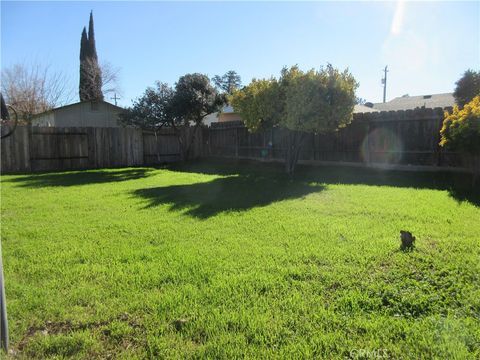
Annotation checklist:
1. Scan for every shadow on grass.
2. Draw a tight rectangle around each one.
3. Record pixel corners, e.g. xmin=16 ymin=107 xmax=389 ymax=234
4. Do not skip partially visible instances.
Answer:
xmin=133 ymin=175 xmax=324 ymax=219
xmin=168 ymin=159 xmax=480 ymax=207
xmin=4 ymin=159 xmax=479 ymax=207
xmin=4 ymin=168 xmax=154 ymax=188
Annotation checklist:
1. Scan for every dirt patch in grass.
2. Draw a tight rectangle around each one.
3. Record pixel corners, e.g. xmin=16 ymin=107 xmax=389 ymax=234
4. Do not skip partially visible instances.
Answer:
xmin=13 ymin=313 xmax=144 ymax=355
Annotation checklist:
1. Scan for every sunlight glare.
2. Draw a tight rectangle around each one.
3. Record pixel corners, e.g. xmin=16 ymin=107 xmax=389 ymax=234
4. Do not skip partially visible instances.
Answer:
xmin=391 ymin=0 xmax=406 ymax=35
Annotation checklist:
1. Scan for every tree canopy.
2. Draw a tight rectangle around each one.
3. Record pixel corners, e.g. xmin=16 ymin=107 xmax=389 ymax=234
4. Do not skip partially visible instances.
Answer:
xmin=230 ymin=64 xmax=358 ymax=173
xmin=283 ymin=65 xmax=357 ymax=132
xmin=440 ymin=95 xmax=480 ymax=185
xmin=171 ymin=73 xmax=225 ymax=125
xmin=122 ymin=73 xmax=224 ymax=161
xmin=212 ymin=71 xmax=242 ymax=95
xmin=120 ymin=81 xmax=174 ymax=132
xmin=454 ymin=69 xmax=480 ymax=108
xmin=170 ymin=73 xmax=225 ymax=159
xmin=440 ymin=95 xmax=480 ymax=155
xmin=229 ymin=78 xmax=281 ymax=132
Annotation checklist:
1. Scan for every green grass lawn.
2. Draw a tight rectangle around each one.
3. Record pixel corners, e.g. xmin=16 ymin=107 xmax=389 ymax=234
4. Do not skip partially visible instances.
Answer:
xmin=1 ymin=160 xmax=479 ymax=359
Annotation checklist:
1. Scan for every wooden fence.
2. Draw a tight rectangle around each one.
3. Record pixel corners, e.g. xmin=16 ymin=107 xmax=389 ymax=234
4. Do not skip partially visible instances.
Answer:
xmin=204 ymin=108 xmax=464 ymax=170
xmin=0 ymin=108 xmax=468 ymax=174
xmin=0 ymin=126 xmax=187 ymax=173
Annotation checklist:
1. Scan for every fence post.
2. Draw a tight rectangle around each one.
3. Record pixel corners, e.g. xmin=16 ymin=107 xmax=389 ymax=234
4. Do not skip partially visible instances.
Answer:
xmin=235 ymin=127 xmax=239 ymax=158
xmin=87 ymin=128 xmax=96 ymax=168
xmin=27 ymin=124 xmax=34 ymax=172
xmin=365 ymin=121 xmax=371 ymax=165
xmin=311 ymin=133 xmax=315 ymax=161
xmin=0 ymin=244 xmax=9 ymax=353
xmin=435 ymin=117 xmax=442 ymax=167
xmin=207 ymin=128 xmax=211 ymax=157
xmin=271 ymin=128 xmax=274 ymax=160
xmin=139 ymin=129 xmax=144 ymax=166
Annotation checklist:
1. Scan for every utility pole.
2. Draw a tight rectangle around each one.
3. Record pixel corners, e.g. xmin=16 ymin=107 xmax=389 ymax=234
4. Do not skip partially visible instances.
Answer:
xmin=0 ymin=95 xmax=10 ymax=353
xmin=0 ymin=244 xmax=8 ymax=353
xmin=111 ymin=93 xmax=120 ymax=106
xmin=382 ymin=66 xmax=388 ymax=103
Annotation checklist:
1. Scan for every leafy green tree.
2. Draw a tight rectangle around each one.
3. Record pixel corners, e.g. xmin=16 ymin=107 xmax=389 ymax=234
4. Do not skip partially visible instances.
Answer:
xmin=454 ymin=69 xmax=480 ymax=107
xmin=230 ymin=65 xmax=358 ymax=174
xmin=171 ymin=73 xmax=225 ymax=160
xmin=212 ymin=71 xmax=242 ymax=95
xmin=79 ymin=11 xmax=103 ymax=101
xmin=120 ymin=82 xmax=174 ymax=131
xmin=229 ymin=78 xmax=282 ymax=132
xmin=120 ymin=82 xmax=175 ymax=162
xmin=440 ymin=95 xmax=480 ymax=184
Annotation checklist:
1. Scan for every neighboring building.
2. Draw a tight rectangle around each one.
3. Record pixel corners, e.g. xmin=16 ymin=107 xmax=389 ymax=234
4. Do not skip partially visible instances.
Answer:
xmin=203 ymin=112 xmax=220 ymax=127
xmin=32 ymin=100 xmax=124 ymax=127
xmin=217 ymin=105 xmax=243 ymax=122
xmin=207 ymin=104 xmax=381 ymax=124
xmin=354 ymin=104 xmax=379 ymax=113
xmin=369 ymin=93 xmax=454 ymax=112
xmin=208 ymin=94 xmax=454 ymax=123
xmin=204 ymin=105 xmax=243 ymax=126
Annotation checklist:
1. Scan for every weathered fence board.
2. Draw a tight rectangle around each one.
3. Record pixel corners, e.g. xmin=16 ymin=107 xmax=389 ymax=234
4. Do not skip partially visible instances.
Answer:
xmin=143 ymin=128 xmax=181 ymax=164
xmin=1 ymin=126 xmax=30 ymax=173
xmin=2 ymin=127 xmax=163 ymax=174
xmin=29 ymin=127 xmax=90 ymax=172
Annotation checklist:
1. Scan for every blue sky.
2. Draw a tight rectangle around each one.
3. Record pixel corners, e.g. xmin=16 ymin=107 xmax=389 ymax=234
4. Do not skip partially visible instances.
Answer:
xmin=1 ymin=1 xmax=479 ymax=107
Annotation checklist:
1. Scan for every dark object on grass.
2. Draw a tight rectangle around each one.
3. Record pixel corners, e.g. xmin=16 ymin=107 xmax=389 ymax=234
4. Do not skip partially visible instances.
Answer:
xmin=173 ymin=318 xmax=188 ymax=331
xmin=400 ymin=230 xmax=416 ymax=251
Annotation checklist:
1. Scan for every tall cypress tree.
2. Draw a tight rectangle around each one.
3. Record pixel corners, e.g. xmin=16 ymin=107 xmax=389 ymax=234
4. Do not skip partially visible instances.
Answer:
xmin=79 ymin=11 xmax=103 ymax=101
xmin=80 ymin=27 xmax=88 ymax=61
xmin=79 ymin=27 xmax=89 ymax=101
xmin=88 ymin=11 xmax=98 ymax=60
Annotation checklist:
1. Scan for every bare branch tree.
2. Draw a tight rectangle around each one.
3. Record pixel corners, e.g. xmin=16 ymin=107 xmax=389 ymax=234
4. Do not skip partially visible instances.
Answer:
xmin=101 ymin=61 xmax=122 ymax=97
xmin=1 ymin=62 xmax=74 ymax=122
xmin=80 ymin=58 xmax=122 ymax=100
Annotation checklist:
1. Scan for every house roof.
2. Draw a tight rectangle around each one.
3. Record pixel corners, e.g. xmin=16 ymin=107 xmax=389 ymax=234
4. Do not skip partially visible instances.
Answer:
xmin=371 ymin=93 xmax=454 ymax=111
xmin=354 ymin=104 xmax=379 ymax=113
xmin=32 ymin=100 xmax=124 ymax=118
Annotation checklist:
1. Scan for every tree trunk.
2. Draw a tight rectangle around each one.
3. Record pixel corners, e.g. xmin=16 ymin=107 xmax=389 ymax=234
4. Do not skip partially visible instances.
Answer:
xmin=285 ymin=131 xmax=305 ymax=175
xmin=172 ymin=125 xmax=185 ymax=161
xmin=154 ymin=130 xmax=160 ymax=163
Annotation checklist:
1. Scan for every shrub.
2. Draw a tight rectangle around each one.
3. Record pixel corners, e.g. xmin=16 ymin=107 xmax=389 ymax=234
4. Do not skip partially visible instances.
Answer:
xmin=440 ymin=95 xmax=480 ymax=154
xmin=440 ymin=96 xmax=480 ymax=185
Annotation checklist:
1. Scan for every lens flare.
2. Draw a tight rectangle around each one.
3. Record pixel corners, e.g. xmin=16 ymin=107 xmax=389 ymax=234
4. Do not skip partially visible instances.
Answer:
xmin=361 ymin=127 xmax=404 ymax=165
xmin=391 ymin=0 xmax=406 ymax=35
